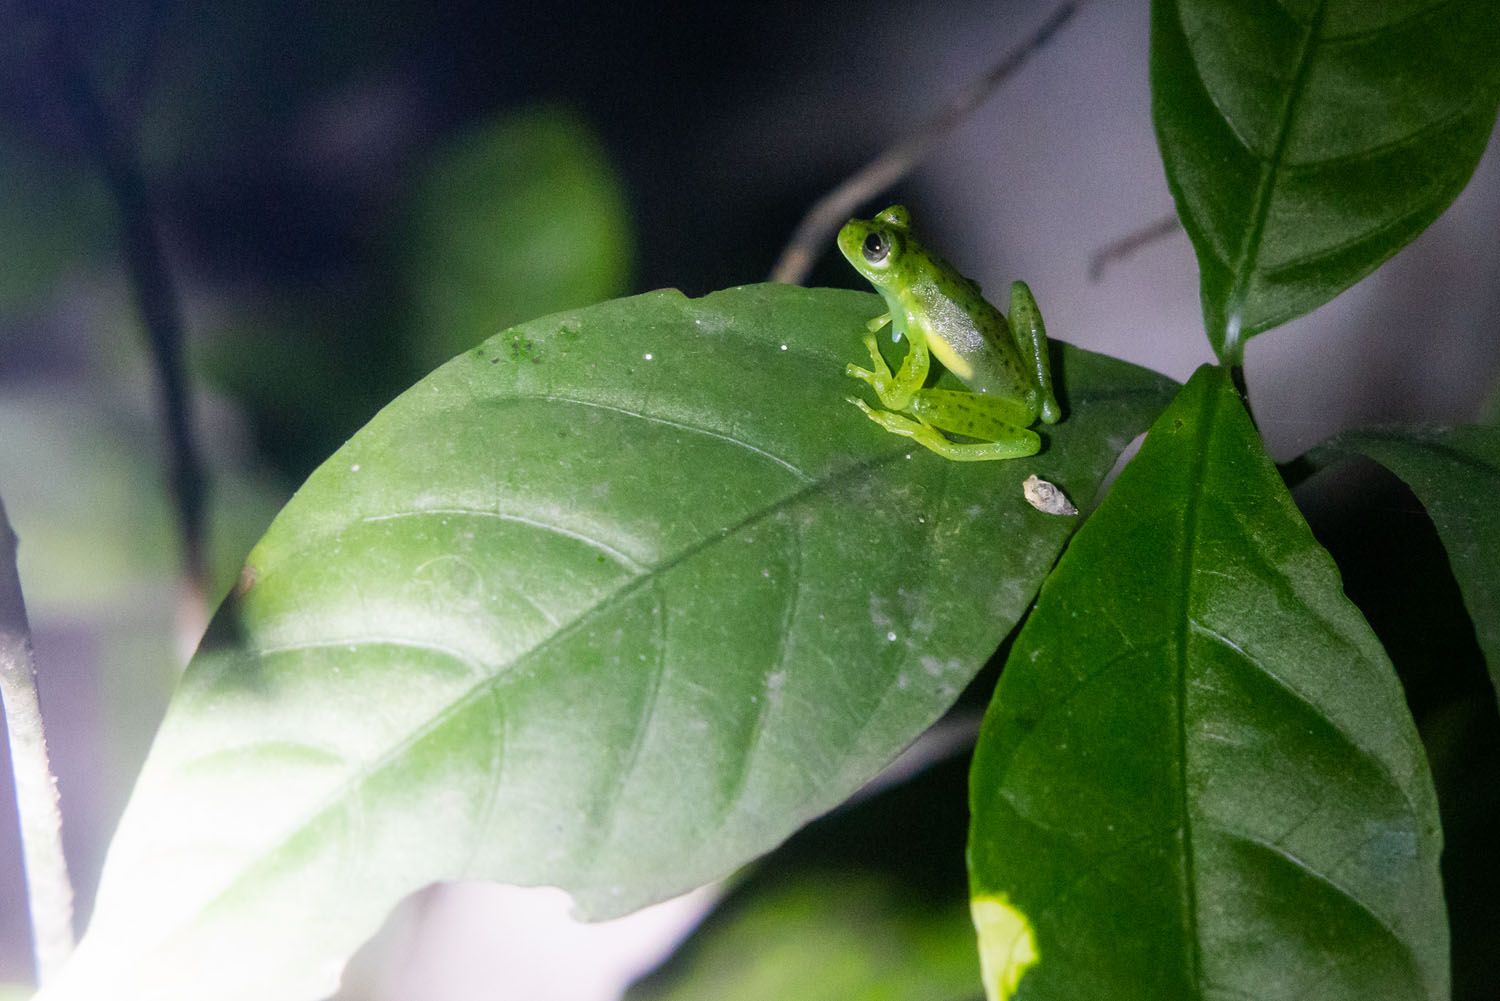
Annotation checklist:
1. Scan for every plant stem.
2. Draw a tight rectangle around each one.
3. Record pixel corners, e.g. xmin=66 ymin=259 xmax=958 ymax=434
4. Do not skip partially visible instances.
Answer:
xmin=47 ymin=18 xmax=209 ymax=597
xmin=1228 ymin=362 xmax=1259 ymax=432
xmin=0 ymin=495 xmax=76 ymax=984
xmin=1087 ymin=212 xmax=1182 ymax=282
xmin=769 ymin=0 xmax=1087 ymax=285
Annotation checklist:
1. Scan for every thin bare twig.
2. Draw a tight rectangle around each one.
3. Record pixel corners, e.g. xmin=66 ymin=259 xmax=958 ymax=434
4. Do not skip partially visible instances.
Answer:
xmin=769 ymin=1 xmax=1087 ymax=285
xmin=1087 ymin=212 xmax=1182 ymax=281
xmin=0 ymin=495 xmax=76 ymax=984
xmin=45 ymin=16 xmax=209 ymax=596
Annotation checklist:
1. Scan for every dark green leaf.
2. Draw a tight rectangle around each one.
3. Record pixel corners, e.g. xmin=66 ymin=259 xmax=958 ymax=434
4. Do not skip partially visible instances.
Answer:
xmin=1313 ymin=425 xmax=1500 ymax=703
xmin=968 ymin=366 xmax=1447 ymax=1001
xmin=45 ymin=284 xmax=1174 ymax=1001
xmin=1151 ymin=0 xmax=1500 ymax=359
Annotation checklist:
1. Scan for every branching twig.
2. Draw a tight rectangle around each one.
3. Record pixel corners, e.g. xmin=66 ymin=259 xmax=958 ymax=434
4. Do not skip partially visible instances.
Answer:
xmin=769 ymin=1 xmax=1088 ymax=285
xmin=0 ymin=495 xmax=76 ymax=984
xmin=1087 ymin=212 xmax=1182 ymax=281
xmin=46 ymin=17 xmax=209 ymax=595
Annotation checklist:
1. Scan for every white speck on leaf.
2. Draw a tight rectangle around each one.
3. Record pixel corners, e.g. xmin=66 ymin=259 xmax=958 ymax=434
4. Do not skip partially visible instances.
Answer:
xmin=920 ymin=655 xmax=961 ymax=678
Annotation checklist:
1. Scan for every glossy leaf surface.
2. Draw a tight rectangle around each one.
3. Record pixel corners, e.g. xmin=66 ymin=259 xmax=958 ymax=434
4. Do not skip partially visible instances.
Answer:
xmin=1152 ymin=0 xmax=1500 ymax=358
xmin=969 ymin=367 xmax=1447 ymax=1000
xmin=44 ymin=284 xmax=1174 ymax=1001
xmin=1316 ymin=426 xmax=1500 ymax=701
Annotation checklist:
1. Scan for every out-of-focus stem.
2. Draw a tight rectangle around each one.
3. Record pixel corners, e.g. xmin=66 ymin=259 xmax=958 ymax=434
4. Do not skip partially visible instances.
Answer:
xmin=47 ymin=18 xmax=209 ymax=600
xmin=770 ymin=1 xmax=1087 ymax=285
xmin=0 ymin=495 xmax=76 ymax=984
xmin=1087 ymin=212 xmax=1182 ymax=282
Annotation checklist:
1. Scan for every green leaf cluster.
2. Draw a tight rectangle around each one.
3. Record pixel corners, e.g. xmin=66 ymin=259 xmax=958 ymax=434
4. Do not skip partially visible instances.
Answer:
xmin=28 ymin=4 xmax=1500 ymax=1001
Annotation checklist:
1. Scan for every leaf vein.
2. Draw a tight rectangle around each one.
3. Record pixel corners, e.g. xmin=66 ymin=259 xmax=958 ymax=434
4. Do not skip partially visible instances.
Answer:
xmin=715 ymin=517 xmax=802 ymax=829
xmin=1221 ymin=828 xmax=1420 ymax=978
xmin=149 ymin=449 xmax=911 ymax=948
xmin=361 ymin=508 xmax=646 ymax=572
xmin=1220 ymin=0 xmax=1329 ymax=356
xmin=586 ymin=582 xmax=670 ymax=867
xmin=524 ymin=394 xmax=813 ymax=482
xmin=1186 ymin=619 xmax=1420 ymax=824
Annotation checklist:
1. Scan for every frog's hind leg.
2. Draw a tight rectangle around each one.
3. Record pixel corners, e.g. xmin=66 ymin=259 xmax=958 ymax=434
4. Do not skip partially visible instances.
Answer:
xmin=906 ymin=389 xmax=1040 ymax=459
xmin=847 ymin=399 xmax=1015 ymax=461
xmin=1008 ymin=281 xmax=1062 ymax=425
xmin=848 ymin=389 xmax=1040 ymax=462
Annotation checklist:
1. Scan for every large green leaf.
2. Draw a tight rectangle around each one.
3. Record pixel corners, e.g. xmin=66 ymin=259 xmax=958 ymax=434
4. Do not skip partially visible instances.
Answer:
xmin=1313 ymin=426 xmax=1500 ymax=702
xmin=43 ymin=284 xmax=1173 ymax=1001
xmin=1151 ymin=0 xmax=1500 ymax=359
xmin=968 ymin=367 xmax=1447 ymax=1001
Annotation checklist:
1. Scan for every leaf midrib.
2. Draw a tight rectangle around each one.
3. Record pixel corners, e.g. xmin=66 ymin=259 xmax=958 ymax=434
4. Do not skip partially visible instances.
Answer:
xmin=1173 ymin=381 xmax=1218 ymax=994
xmin=138 ymin=447 xmax=914 ymax=962
xmin=1220 ymin=0 xmax=1329 ymax=355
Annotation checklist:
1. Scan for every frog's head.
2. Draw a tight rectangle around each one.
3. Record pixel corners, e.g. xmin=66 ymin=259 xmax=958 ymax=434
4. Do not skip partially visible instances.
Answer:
xmin=837 ymin=204 xmax=912 ymax=288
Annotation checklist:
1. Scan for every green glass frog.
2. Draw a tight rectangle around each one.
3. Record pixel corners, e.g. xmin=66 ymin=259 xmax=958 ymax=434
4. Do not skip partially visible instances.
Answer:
xmin=838 ymin=205 xmax=1062 ymax=461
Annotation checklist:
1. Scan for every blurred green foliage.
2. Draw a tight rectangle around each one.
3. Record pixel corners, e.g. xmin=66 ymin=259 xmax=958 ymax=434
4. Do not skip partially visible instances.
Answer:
xmin=0 ymin=144 xmax=110 ymax=315
xmin=197 ymin=105 xmax=634 ymax=479
xmin=403 ymin=105 xmax=634 ymax=368
xmin=628 ymin=874 xmax=979 ymax=1001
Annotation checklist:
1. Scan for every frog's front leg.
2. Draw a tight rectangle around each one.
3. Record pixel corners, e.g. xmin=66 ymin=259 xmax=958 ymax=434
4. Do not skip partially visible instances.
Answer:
xmin=1007 ymin=282 xmax=1062 ymax=425
xmin=846 ymin=325 xmax=929 ymax=411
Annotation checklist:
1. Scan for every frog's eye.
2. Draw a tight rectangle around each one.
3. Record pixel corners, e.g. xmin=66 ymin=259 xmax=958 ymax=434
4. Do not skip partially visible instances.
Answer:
xmin=862 ymin=231 xmax=891 ymax=265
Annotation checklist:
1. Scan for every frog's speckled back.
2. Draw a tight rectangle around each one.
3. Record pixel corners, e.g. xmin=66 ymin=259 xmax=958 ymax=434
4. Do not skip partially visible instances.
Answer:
xmin=891 ymin=234 xmax=1032 ymax=406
